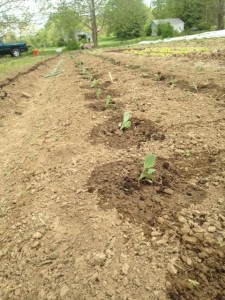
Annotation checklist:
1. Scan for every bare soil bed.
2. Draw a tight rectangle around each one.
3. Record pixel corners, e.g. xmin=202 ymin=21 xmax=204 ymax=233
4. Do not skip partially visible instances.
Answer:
xmin=90 ymin=116 xmax=165 ymax=148
xmin=0 ymin=40 xmax=225 ymax=300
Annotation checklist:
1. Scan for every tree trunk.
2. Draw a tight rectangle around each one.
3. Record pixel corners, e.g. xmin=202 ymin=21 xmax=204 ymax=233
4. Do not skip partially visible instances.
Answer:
xmin=218 ymin=0 xmax=225 ymax=30
xmin=90 ymin=0 xmax=98 ymax=48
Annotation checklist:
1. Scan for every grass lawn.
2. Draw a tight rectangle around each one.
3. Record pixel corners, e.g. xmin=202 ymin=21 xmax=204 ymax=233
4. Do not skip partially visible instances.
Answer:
xmin=0 ymin=48 xmax=59 ymax=80
xmin=98 ymin=35 xmax=161 ymax=48
xmin=97 ymin=30 xmax=214 ymax=48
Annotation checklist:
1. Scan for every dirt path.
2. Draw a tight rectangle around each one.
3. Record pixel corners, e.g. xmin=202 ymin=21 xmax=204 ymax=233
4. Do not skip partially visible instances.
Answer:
xmin=0 ymin=51 xmax=224 ymax=300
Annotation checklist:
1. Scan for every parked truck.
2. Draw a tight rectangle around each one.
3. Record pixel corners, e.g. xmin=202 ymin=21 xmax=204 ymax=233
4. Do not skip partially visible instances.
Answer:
xmin=0 ymin=40 xmax=30 ymax=57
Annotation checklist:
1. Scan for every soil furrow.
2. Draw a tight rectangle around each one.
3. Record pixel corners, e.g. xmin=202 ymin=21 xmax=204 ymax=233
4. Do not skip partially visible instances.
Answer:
xmin=0 ymin=48 xmax=224 ymax=300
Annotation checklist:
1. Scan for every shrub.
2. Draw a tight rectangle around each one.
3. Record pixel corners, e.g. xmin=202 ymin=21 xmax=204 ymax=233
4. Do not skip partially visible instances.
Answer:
xmin=198 ymin=22 xmax=211 ymax=31
xmin=157 ymin=23 xmax=174 ymax=38
xmin=115 ymin=24 xmax=142 ymax=39
xmin=57 ymin=37 xmax=65 ymax=47
xmin=144 ymin=23 xmax=152 ymax=36
xmin=66 ymin=39 xmax=80 ymax=50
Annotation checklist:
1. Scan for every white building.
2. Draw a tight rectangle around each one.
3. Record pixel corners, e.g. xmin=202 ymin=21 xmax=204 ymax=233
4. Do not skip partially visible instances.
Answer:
xmin=74 ymin=31 xmax=92 ymax=42
xmin=151 ymin=18 xmax=184 ymax=36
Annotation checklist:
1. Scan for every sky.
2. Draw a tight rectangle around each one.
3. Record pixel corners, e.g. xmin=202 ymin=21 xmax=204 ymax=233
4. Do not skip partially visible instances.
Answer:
xmin=144 ymin=0 xmax=152 ymax=6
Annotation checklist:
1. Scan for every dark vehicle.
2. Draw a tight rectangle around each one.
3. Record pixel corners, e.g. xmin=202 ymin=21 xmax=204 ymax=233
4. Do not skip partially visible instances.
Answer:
xmin=0 ymin=40 xmax=29 ymax=57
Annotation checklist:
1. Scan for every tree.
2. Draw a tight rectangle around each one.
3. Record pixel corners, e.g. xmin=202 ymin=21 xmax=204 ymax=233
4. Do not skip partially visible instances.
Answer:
xmin=105 ymin=0 xmax=148 ymax=39
xmin=152 ymin=0 xmax=224 ymax=30
xmin=45 ymin=2 xmax=81 ymax=45
xmin=0 ymin=0 xmax=31 ymax=37
xmin=0 ymin=0 xmax=53 ymax=39
xmin=61 ymin=0 xmax=107 ymax=48
xmin=217 ymin=0 xmax=225 ymax=29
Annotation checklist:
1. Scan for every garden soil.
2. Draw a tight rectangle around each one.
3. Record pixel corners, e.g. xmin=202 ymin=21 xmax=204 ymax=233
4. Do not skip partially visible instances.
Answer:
xmin=0 ymin=40 xmax=225 ymax=300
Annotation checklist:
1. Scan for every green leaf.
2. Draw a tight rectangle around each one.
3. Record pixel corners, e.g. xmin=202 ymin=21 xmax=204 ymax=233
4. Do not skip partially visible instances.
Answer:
xmin=123 ymin=112 xmax=130 ymax=123
xmin=139 ymin=171 xmax=146 ymax=181
xmin=91 ymin=80 xmax=98 ymax=88
xmin=121 ymin=120 xmax=131 ymax=130
xmin=139 ymin=171 xmax=153 ymax=182
xmin=147 ymin=168 xmax=156 ymax=174
xmin=105 ymin=95 xmax=112 ymax=109
xmin=144 ymin=155 xmax=156 ymax=169
xmin=96 ymin=89 xmax=102 ymax=98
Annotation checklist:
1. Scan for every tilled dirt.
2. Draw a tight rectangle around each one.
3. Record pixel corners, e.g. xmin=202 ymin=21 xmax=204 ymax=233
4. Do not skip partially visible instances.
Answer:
xmin=0 ymin=42 xmax=225 ymax=300
xmin=90 ymin=116 xmax=166 ymax=149
xmin=83 ymin=88 xmax=120 ymax=100
xmin=88 ymin=149 xmax=224 ymax=227
xmin=86 ymin=100 xmax=123 ymax=112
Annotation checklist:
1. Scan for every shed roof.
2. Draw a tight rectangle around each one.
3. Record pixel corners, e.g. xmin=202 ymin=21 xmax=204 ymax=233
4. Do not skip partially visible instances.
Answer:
xmin=152 ymin=18 xmax=184 ymax=25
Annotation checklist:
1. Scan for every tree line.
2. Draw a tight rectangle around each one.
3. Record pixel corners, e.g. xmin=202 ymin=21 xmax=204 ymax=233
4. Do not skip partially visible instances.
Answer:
xmin=152 ymin=0 xmax=225 ymax=31
xmin=1 ymin=0 xmax=224 ymax=48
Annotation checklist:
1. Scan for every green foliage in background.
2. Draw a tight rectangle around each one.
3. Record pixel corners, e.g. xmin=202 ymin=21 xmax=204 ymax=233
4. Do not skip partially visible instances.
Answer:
xmin=105 ymin=0 xmax=148 ymax=39
xmin=157 ymin=23 xmax=175 ymax=38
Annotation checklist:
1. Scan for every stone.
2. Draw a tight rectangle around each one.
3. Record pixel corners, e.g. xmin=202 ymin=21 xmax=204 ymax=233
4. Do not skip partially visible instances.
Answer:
xmin=207 ymin=226 xmax=217 ymax=233
xmin=157 ymin=217 xmax=165 ymax=224
xmin=151 ymin=231 xmax=162 ymax=237
xmin=168 ymin=264 xmax=177 ymax=275
xmin=138 ymin=201 xmax=146 ymax=210
xmin=180 ymin=225 xmax=191 ymax=235
xmin=90 ymin=253 xmax=106 ymax=266
xmin=182 ymin=235 xmax=197 ymax=245
xmin=33 ymin=232 xmax=42 ymax=239
xmin=60 ymin=285 xmax=70 ymax=298
xmin=22 ymin=92 xmax=31 ymax=98
xmin=15 ymin=288 xmax=21 ymax=296
xmin=198 ymin=251 xmax=209 ymax=259
xmin=122 ymin=263 xmax=130 ymax=275
xmin=123 ymin=277 xmax=129 ymax=286
xmin=175 ymin=149 xmax=184 ymax=154
xmin=181 ymin=255 xmax=192 ymax=266
xmin=178 ymin=216 xmax=187 ymax=223
xmin=133 ymin=278 xmax=141 ymax=286
xmin=31 ymin=241 xmax=40 ymax=248
xmin=38 ymin=289 xmax=46 ymax=299
xmin=164 ymin=188 xmax=174 ymax=195
xmin=218 ymin=198 xmax=224 ymax=204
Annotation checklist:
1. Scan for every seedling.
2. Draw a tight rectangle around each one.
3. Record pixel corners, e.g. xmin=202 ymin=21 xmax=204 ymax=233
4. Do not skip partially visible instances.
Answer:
xmin=139 ymin=154 xmax=156 ymax=183
xmin=190 ymin=82 xmax=198 ymax=92
xmin=76 ymin=61 xmax=82 ymax=68
xmin=90 ymin=79 xmax=99 ymax=88
xmin=105 ymin=95 xmax=111 ymax=109
xmin=141 ymin=72 xmax=152 ymax=78
xmin=96 ymin=89 xmax=102 ymax=99
xmin=140 ymin=65 xmax=147 ymax=72
xmin=120 ymin=112 xmax=131 ymax=130
xmin=195 ymin=66 xmax=204 ymax=73
xmin=80 ymin=66 xmax=87 ymax=75
xmin=153 ymin=72 xmax=164 ymax=81
xmin=105 ymin=95 xmax=115 ymax=109
xmin=187 ymin=279 xmax=200 ymax=289
xmin=185 ymin=149 xmax=191 ymax=157
xmin=169 ymin=77 xmax=177 ymax=87
xmin=84 ymin=71 xmax=93 ymax=80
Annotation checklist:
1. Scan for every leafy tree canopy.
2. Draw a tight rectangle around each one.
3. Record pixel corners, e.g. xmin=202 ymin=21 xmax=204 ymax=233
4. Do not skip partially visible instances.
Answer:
xmin=105 ymin=0 xmax=148 ymax=39
xmin=152 ymin=0 xmax=224 ymax=30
